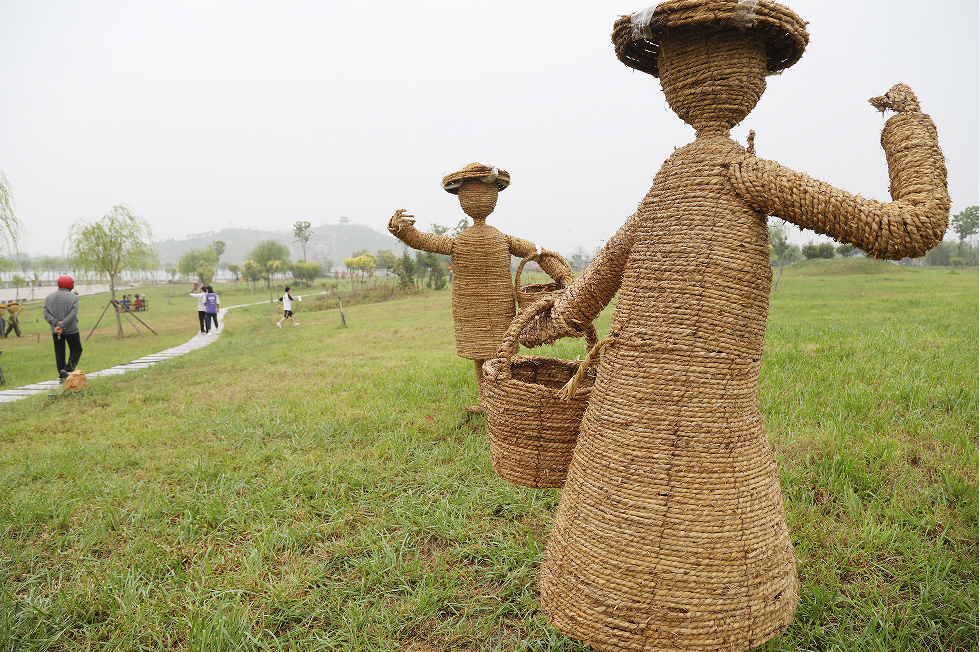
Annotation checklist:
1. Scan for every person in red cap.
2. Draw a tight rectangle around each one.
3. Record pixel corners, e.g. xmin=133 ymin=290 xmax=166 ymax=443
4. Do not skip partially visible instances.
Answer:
xmin=43 ymin=275 xmax=82 ymax=380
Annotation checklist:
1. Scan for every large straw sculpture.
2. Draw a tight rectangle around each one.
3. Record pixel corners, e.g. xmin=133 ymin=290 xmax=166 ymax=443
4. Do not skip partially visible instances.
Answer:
xmin=388 ymin=163 xmax=574 ymax=406
xmin=516 ymin=2 xmax=950 ymax=650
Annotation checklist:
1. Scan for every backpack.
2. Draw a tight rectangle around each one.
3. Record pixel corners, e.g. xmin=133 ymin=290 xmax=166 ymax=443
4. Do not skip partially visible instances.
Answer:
xmin=205 ymin=293 xmax=218 ymax=311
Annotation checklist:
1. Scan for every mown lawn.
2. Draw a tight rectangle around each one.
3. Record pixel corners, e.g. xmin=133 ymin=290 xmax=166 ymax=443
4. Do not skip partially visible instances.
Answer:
xmin=0 ymin=263 xmax=976 ymax=651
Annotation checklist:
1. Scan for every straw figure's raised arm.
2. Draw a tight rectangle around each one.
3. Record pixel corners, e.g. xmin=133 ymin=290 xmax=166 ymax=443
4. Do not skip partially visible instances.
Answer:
xmin=507 ymin=236 xmax=575 ymax=286
xmin=728 ymin=84 xmax=950 ymax=260
xmin=387 ymin=209 xmax=454 ymax=256
xmin=520 ymin=213 xmax=638 ymax=348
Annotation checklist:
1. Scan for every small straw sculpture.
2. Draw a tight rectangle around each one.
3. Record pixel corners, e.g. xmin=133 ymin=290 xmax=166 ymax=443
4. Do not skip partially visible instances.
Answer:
xmin=482 ymin=298 xmax=599 ymax=488
xmin=515 ymin=2 xmax=950 ymax=651
xmin=388 ymin=163 xmax=574 ymax=399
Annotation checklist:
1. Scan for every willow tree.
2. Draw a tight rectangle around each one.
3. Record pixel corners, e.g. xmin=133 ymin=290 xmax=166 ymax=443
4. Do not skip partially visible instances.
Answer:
xmin=66 ymin=205 xmax=158 ymax=337
xmin=0 ymin=170 xmax=23 ymax=258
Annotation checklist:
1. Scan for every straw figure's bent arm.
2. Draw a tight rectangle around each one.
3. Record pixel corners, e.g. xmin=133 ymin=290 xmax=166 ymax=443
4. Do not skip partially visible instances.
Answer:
xmin=520 ymin=213 xmax=637 ymax=347
xmin=387 ymin=209 xmax=454 ymax=256
xmin=507 ymin=236 xmax=575 ymax=286
xmin=728 ymin=84 xmax=950 ymax=260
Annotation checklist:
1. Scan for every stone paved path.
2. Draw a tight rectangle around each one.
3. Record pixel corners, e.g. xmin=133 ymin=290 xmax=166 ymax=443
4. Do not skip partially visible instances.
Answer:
xmin=0 ymin=301 xmax=264 ymax=404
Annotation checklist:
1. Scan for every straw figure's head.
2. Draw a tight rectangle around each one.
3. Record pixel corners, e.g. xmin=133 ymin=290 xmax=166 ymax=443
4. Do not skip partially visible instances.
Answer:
xmin=442 ymin=162 xmax=510 ymax=222
xmin=612 ymin=1 xmax=808 ymax=136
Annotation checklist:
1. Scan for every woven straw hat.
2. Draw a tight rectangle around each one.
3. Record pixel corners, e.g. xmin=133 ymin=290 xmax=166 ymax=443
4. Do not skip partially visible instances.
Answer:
xmin=442 ymin=162 xmax=510 ymax=195
xmin=613 ymin=0 xmax=809 ymax=77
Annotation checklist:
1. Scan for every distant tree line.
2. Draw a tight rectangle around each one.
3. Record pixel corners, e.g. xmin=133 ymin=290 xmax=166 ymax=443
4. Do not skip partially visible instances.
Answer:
xmin=167 ymin=221 xmax=340 ymax=292
xmin=768 ymin=207 xmax=978 ymax=267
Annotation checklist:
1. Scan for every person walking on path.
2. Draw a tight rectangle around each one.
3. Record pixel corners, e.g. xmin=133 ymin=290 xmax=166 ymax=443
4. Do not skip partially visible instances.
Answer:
xmin=189 ymin=283 xmax=207 ymax=333
xmin=275 ymin=287 xmax=301 ymax=328
xmin=204 ymin=286 xmax=220 ymax=333
xmin=43 ymin=275 xmax=82 ymax=380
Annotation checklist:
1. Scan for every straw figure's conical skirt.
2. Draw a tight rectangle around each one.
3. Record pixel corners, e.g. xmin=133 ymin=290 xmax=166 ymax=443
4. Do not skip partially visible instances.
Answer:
xmin=539 ymin=136 xmax=797 ymax=651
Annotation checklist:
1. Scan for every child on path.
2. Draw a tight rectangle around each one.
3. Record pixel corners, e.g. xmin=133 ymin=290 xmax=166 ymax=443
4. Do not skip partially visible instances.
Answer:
xmin=204 ymin=286 xmax=220 ymax=333
xmin=276 ymin=287 xmax=301 ymax=328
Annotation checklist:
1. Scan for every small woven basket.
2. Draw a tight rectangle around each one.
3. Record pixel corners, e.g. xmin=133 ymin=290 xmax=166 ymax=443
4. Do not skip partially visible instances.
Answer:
xmin=514 ymin=252 xmax=569 ymax=312
xmin=482 ymin=299 xmax=598 ymax=489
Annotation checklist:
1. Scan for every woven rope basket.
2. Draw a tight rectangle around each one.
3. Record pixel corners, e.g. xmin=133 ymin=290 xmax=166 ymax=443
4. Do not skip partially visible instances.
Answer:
xmin=482 ymin=299 xmax=599 ymax=489
xmin=514 ymin=252 xmax=571 ymax=312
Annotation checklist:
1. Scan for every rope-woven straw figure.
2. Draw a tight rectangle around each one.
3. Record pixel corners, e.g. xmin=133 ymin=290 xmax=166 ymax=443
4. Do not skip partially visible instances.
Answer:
xmin=388 ymin=163 xmax=575 ymax=404
xmin=519 ymin=2 xmax=950 ymax=650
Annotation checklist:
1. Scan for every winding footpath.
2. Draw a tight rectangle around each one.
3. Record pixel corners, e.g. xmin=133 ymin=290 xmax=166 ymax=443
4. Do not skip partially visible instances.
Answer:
xmin=0 ymin=301 xmax=263 ymax=404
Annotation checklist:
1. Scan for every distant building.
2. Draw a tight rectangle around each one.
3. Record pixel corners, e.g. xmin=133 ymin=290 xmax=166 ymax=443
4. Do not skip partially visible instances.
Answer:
xmin=313 ymin=244 xmax=331 ymax=262
xmin=338 ymin=215 xmax=350 ymax=225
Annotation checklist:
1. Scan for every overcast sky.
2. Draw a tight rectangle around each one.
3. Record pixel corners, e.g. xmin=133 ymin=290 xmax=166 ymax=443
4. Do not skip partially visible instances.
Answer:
xmin=1 ymin=0 xmax=977 ymax=259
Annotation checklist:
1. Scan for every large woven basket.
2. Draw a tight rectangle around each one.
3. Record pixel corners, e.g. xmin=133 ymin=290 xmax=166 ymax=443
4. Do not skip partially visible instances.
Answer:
xmin=514 ymin=252 xmax=569 ymax=312
xmin=482 ymin=299 xmax=598 ymax=489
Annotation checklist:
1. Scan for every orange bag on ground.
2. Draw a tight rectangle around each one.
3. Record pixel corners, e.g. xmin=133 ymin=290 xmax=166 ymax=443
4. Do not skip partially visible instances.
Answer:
xmin=63 ymin=370 xmax=88 ymax=393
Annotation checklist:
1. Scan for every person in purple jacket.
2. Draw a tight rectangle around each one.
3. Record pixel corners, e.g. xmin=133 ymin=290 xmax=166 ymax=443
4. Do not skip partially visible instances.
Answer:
xmin=203 ymin=286 xmax=220 ymax=334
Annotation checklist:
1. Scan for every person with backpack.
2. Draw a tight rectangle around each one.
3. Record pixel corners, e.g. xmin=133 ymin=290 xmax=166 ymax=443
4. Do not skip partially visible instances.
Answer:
xmin=275 ymin=287 xmax=301 ymax=328
xmin=203 ymin=286 xmax=220 ymax=334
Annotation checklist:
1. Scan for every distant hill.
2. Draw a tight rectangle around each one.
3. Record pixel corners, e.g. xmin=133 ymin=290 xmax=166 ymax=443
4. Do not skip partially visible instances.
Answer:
xmin=154 ymin=222 xmax=401 ymax=269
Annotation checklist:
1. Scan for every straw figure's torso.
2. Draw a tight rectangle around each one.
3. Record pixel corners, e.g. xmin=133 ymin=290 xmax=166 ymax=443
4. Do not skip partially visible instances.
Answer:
xmin=538 ymin=134 xmax=797 ymax=650
xmin=451 ymin=222 xmax=519 ymax=359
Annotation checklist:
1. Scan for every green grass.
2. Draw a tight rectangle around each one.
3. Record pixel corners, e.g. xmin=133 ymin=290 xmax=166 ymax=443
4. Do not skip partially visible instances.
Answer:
xmin=0 ymin=264 xmax=975 ymax=651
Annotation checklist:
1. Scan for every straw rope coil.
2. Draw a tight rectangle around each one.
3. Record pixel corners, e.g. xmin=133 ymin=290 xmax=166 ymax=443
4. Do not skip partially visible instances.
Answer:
xmin=482 ymin=298 xmax=599 ymax=489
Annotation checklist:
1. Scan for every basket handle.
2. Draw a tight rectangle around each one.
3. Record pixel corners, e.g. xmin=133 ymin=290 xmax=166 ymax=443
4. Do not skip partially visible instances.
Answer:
xmin=514 ymin=249 xmax=566 ymax=289
xmin=494 ymin=297 xmax=600 ymax=369
xmin=495 ymin=296 xmax=555 ymax=361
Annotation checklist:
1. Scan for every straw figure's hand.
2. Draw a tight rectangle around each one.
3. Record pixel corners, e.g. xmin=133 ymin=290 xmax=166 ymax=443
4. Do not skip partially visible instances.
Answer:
xmin=517 ymin=301 xmax=573 ymax=348
xmin=518 ymin=215 xmax=637 ymax=348
xmin=869 ymin=83 xmax=920 ymax=114
xmin=386 ymin=209 xmax=455 ymax=256
xmin=388 ymin=209 xmax=416 ymax=233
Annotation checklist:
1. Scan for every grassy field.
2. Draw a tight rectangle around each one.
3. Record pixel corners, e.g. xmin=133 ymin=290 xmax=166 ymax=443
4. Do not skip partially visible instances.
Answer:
xmin=0 ymin=263 xmax=976 ymax=651
xmin=0 ymin=283 xmax=279 ymax=388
